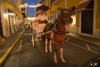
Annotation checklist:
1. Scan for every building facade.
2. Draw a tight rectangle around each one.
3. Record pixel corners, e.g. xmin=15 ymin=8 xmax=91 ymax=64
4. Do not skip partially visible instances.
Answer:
xmin=0 ymin=0 xmax=27 ymax=38
xmin=43 ymin=0 xmax=100 ymax=39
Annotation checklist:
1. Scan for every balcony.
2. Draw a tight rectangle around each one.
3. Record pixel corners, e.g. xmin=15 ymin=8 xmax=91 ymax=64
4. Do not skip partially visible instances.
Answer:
xmin=51 ymin=0 xmax=62 ymax=5
xmin=50 ymin=0 xmax=56 ymax=4
xmin=7 ymin=0 xmax=20 ymax=12
xmin=20 ymin=7 xmax=27 ymax=18
xmin=21 ymin=7 xmax=26 ymax=12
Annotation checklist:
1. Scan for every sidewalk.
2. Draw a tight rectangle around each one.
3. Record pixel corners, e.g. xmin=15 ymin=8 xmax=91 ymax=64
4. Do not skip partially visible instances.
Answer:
xmin=66 ymin=33 xmax=100 ymax=46
xmin=0 ymin=30 xmax=23 ymax=58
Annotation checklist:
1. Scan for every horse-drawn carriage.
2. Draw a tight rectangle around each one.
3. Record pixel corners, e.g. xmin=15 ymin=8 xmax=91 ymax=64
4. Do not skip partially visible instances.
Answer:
xmin=30 ymin=8 xmax=73 ymax=63
xmin=31 ymin=21 xmax=52 ymax=47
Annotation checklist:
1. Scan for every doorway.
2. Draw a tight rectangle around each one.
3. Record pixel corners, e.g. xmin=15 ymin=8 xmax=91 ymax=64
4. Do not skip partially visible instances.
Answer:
xmin=81 ymin=0 xmax=94 ymax=35
xmin=0 ymin=10 xmax=3 ymax=37
xmin=81 ymin=10 xmax=93 ymax=34
xmin=8 ymin=15 xmax=12 ymax=34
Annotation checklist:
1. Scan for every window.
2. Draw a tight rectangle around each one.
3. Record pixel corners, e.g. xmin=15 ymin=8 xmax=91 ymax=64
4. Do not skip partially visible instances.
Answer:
xmin=71 ymin=15 xmax=76 ymax=24
xmin=51 ymin=15 xmax=53 ymax=23
xmin=21 ymin=8 xmax=25 ymax=11
xmin=48 ymin=16 xmax=49 ymax=20
xmin=70 ymin=15 xmax=76 ymax=27
xmin=55 ymin=13 xmax=56 ymax=20
xmin=50 ymin=0 xmax=56 ymax=7
xmin=57 ymin=11 xmax=60 ymax=19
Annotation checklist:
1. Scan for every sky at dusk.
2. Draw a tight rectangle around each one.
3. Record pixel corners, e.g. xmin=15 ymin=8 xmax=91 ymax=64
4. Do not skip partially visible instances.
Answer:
xmin=24 ymin=0 xmax=39 ymax=17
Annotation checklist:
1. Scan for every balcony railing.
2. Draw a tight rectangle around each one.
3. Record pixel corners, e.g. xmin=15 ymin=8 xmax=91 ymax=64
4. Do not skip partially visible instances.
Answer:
xmin=51 ymin=0 xmax=62 ymax=5
xmin=50 ymin=0 xmax=56 ymax=4
xmin=21 ymin=7 xmax=26 ymax=14
xmin=7 ymin=0 xmax=20 ymax=12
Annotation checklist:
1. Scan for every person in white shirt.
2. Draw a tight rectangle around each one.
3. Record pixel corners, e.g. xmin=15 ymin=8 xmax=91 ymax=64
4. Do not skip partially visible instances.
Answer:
xmin=37 ymin=10 xmax=47 ymax=24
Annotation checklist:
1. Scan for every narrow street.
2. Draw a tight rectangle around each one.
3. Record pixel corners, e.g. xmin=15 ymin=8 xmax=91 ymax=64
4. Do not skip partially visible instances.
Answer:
xmin=0 ymin=0 xmax=100 ymax=67
xmin=2 ymin=28 xmax=99 ymax=67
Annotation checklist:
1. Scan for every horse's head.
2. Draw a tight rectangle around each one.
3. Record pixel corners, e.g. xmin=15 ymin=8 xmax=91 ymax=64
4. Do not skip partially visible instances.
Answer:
xmin=58 ymin=8 xmax=73 ymax=24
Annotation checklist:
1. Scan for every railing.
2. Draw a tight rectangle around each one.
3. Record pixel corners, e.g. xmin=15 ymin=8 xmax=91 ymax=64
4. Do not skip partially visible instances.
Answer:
xmin=51 ymin=0 xmax=62 ymax=5
xmin=7 ymin=0 xmax=20 ymax=12
xmin=50 ymin=0 xmax=56 ymax=4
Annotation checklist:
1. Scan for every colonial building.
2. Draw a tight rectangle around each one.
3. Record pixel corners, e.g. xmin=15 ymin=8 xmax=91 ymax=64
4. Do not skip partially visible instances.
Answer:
xmin=0 ymin=0 xmax=27 ymax=38
xmin=42 ymin=0 xmax=100 ymax=39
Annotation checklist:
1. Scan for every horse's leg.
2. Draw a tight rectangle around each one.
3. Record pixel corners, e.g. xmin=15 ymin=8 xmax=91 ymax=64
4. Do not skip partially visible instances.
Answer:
xmin=49 ymin=32 xmax=54 ymax=52
xmin=45 ymin=38 xmax=48 ymax=53
xmin=49 ymin=39 xmax=52 ymax=52
xmin=60 ymin=41 xmax=66 ymax=63
xmin=54 ymin=41 xmax=58 ymax=63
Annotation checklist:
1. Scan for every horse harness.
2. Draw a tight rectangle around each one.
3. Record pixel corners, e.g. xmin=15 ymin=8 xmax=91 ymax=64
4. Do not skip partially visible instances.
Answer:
xmin=54 ymin=23 xmax=66 ymax=35
xmin=53 ymin=10 xmax=69 ymax=34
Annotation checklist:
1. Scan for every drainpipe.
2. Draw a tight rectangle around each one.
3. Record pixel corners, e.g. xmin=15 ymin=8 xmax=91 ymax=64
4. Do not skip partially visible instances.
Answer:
xmin=65 ymin=0 xmax=67 ymax=9
xmin=77 ymin=14 xmax=78 ymax=34
xmin=77 ymin=13 xmax=79 ymax=34
xmin=49 ymin=0 xmax=51 ymax=21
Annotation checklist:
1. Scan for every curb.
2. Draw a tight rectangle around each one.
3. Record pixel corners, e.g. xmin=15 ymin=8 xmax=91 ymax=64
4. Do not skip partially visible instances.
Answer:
xmin=0 ymin=27 xmax=27 ymax=67
xmin=66 ymin=34 xmax=100 ymax=47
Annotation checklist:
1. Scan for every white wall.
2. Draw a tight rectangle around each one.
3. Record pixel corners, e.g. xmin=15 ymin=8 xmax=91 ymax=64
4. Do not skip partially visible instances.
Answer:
xmin=92 ymin=0 xmax=100 ymax=39
xmin=65 ymin=26 xmax=78 ymax=33
xmin=0 ymin=1 xmax=6 ymax=37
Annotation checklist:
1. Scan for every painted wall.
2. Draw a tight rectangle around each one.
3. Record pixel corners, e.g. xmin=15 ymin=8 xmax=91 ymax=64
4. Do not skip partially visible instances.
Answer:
xmin=67 ymin=0 xmax=82 ymax=8
xmin=96 ymin=0 xmax=100 ymax=29
xmin=47 ymin=0 xmax=65 ymax=21
xmin=1 ymin=0 xmax=24 ymax=37
xmin=45 ymin=0 xmax=100 ymax=39
xmin=77 ymin=0 xmax=100 ymax=39
xmin=67 ymin=0 xmax=82 ymax=27
xmin=0 ymin=1 xmax=6 ymax=37
xmin=54 ymin=0 xmax=65 ymax=13
xmin=3 ymin=0 xmax=23 ymax=19
xmin=65 ymin=0 xmax=82 ymax=33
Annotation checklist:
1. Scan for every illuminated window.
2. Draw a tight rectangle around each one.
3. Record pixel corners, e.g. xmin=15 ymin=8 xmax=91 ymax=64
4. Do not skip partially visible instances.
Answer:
xmin=70 ymin=15 xmax=76 ymax=27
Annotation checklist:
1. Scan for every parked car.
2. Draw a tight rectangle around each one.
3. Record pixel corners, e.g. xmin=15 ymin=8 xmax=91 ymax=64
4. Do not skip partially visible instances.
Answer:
xmin=83 ymin=55 xmax=100 ymax=67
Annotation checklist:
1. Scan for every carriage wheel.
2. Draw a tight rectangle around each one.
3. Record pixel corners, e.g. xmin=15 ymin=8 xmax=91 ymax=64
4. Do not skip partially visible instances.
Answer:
xmin=32 ymin=34 xmax=35 ymax=48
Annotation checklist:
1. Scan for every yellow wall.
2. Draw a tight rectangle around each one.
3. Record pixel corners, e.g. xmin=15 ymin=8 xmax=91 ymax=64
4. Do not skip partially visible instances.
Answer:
xmin=2 ymin=0 xmax=23 ymax=19
xmin=67 ymin=0 xmax=82 ymax=8
xmin=5 ymin=17 xmax=9 ymax=31
xmin=47 ymin=0 xmax=65 ymax=19
xmin=2 ymin=0 xmax=23 ymax=31
xmin=3 ymin=1 xmax=9 ymax=31
xmin=46 ymin=0 xmax=50 ymax=17
xmin=67 ymin=0 xmax=82 ymax=27
xmin=54 ymin=0 xmax=65 ymax=13
xmin=76 ymin=13 xmax=79 ymax=27
xmin=10 ymin=16 xmax=14 ymax=29
xmin=96 ymin=0 xmax=100 ymax=29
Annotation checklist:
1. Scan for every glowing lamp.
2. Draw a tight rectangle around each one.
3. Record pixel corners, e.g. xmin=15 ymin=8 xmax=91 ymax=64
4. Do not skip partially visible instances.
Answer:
xmin=71 ymin=15 xmax=76 ymax=24
xmin=4 ymin=14 xmax=8 ymax=17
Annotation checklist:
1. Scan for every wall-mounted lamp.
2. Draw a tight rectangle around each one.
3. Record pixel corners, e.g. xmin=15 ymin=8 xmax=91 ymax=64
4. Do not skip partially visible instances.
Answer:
xmin=71 ymin=15 xmax=76 ymax=24
xmin=4 ymin=14 xmax=8 ymax=17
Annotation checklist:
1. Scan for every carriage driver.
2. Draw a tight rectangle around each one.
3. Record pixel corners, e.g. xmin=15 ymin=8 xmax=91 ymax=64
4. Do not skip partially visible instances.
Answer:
xmin=37 ymin=10 xmax=47 ymax=24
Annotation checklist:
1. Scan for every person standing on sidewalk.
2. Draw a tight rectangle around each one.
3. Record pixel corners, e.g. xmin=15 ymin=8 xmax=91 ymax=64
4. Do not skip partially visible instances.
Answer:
xmin=21 ymin=22 xmax=24 ymax=30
